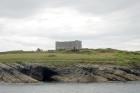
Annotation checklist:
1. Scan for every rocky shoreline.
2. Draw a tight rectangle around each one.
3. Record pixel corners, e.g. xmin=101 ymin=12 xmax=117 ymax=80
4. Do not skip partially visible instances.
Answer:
xmin=0 ymin=63 xmax=140 ymax=83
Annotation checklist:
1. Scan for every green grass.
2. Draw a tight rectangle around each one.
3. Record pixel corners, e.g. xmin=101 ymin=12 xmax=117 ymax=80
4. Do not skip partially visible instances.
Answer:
xmin=0 ymin=49 xmax=140 ymax=66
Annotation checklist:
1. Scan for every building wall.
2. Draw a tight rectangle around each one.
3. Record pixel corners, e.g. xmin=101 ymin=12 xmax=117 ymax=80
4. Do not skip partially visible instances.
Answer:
xmin=56 ymin=40 xmax=82 ymax=50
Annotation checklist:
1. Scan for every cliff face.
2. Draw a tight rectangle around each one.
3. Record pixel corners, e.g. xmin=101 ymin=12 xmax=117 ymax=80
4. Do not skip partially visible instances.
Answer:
xmin=0 ymin=63 xmax=140 ymax=83
xmin=0 ymin=63 xmax=38 ymax=83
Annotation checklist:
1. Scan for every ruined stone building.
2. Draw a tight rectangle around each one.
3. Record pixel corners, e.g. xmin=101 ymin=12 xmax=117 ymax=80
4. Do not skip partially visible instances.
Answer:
xmin=55 ymin=40 xmax=82 ymax=50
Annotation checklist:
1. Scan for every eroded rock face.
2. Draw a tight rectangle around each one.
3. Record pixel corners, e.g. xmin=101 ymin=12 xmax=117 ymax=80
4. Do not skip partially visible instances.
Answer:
xmin=0 ymin=63 xmax=38 ymax=83
xmin=0 ymin=63 xmax=140 ymax=83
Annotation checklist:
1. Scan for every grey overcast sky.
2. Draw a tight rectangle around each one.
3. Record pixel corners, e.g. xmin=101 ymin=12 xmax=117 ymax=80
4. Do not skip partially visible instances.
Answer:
xmin=0 ymin=0 xmax=140 ymax=51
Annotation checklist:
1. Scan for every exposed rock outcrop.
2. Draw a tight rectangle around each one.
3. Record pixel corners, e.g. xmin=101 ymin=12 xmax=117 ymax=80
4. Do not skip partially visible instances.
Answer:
xmin=0 ymin=63 xmax=140 ymax=83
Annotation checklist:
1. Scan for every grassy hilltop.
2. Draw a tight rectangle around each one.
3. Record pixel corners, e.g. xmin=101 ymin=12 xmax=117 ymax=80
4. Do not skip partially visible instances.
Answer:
xmin=0 ymin=48 xmax=140 ymax=66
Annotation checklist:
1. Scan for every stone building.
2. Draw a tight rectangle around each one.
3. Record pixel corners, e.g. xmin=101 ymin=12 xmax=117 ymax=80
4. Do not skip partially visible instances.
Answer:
xmin=55 ymin=40 xmax=82 ymax=50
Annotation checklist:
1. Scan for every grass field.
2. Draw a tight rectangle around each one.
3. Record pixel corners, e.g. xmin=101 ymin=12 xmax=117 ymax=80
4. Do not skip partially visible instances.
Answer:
xmin=0 ymin=49 xmax=140 ymax=66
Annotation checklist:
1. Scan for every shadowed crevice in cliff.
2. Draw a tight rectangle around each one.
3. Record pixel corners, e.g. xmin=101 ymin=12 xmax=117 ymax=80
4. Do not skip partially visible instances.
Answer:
xmin=19 ymin=65 xmax=58 ymax=82
xmin=43 ymin=67 xmax=58 ymax=82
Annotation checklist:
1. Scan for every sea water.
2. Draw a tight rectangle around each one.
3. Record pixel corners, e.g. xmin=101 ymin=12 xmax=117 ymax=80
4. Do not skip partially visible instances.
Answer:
xmin=0 ymin=82 xmax=140 ymax=93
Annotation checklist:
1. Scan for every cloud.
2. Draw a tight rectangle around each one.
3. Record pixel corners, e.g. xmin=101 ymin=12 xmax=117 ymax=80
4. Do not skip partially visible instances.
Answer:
xmin=0 ymin=0 xmax=48 ymax=18
xmin=0 ymin=0 xmax=139 ymax=18
xmin=60 ymin=0 xmax=139 ymax=15
xmin=0 ymin=0 xmax=140 ymax=51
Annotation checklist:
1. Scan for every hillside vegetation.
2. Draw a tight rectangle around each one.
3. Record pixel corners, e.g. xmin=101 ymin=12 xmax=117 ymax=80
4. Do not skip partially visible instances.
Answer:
xmin=0 ymin=48 xmax=140 ymax=66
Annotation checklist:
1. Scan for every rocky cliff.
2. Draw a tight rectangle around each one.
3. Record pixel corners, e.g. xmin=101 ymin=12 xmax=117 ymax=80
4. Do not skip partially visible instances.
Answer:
xmin=0 ymin=63 xmax=140 ymax=83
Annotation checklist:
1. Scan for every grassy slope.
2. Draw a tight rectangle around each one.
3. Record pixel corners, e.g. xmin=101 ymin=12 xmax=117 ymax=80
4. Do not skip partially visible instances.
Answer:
xmin=0 ymin=49 xmax=140 ymax=66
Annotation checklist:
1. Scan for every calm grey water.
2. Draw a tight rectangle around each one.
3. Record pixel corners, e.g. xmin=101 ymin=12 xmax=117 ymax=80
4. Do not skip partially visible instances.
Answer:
xmin=0 ymin=82 xmax=140 ymax=93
